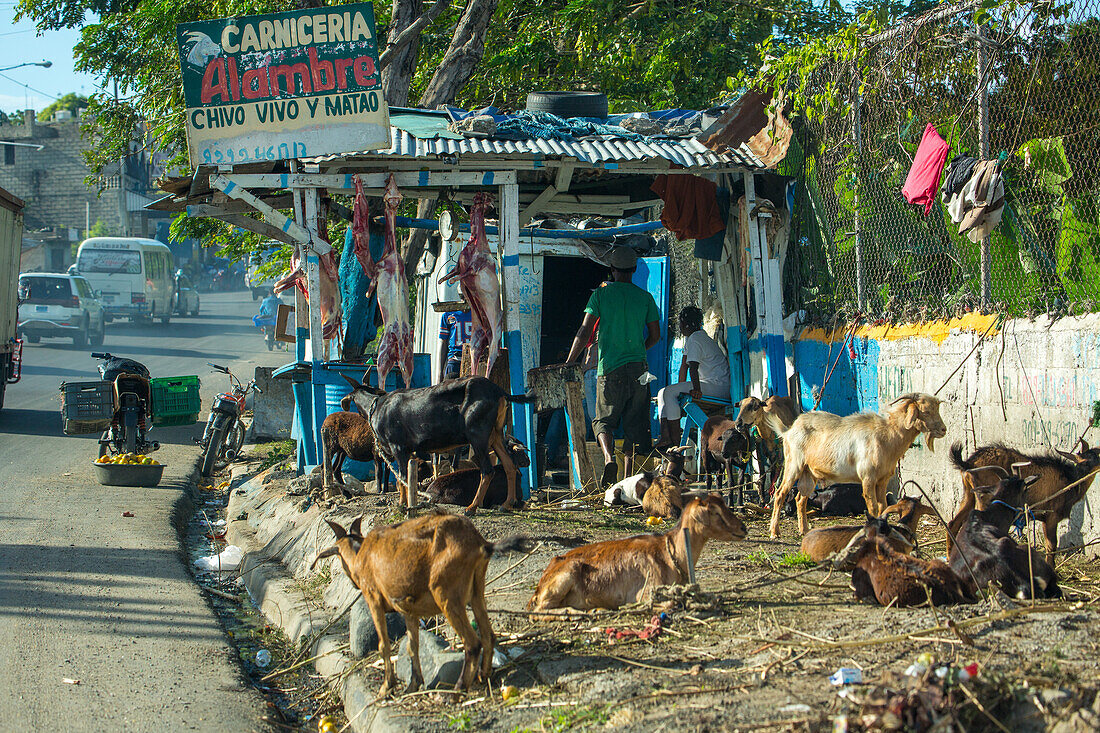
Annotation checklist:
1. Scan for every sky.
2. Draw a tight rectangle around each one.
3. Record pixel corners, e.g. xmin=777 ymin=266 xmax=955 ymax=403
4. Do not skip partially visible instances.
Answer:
xmin=0 ymin=4 xmax=100 ymax=114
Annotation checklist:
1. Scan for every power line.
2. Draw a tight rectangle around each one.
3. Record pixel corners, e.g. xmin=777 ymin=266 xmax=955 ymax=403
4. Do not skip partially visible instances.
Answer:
xmin=0 ymin=70 xmax=63 ymax=103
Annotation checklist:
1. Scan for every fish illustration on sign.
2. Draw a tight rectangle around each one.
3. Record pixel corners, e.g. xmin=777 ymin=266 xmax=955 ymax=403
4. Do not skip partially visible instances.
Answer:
xmin=184 ymin=31 xmax=222 ymax=67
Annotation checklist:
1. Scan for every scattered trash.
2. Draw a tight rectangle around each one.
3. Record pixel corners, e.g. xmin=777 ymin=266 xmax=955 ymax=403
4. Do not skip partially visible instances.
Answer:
xmin=559 ymin=499 xmax=584 ymax=509
xmin=492 ymin=646 xmax=525 ymax=668
xmin=194 ymin=545 xmax=243 ymax=571
xmin=121 ymin=511 xmax=134 ymax=518
xmin=779 ymin=703 xmax=812 ymax=715
xmin=61 ymin=472 xmax=72 ymax=477
xmin=606 ymin=614 xmax=663 ymax=643
xmin=501 ymin=685 xmax=519 ymax=702
xmin=904 ymin=652 xmax=935 ymax=677
xmin=830 ymin=667 xmax=863 ymax=686
xmin=255 ymin=649 xmax=271 ymax=668
xmin=216 ymin=480 xmax=230 ymax=490
xmin=62 ymin=678 xmax=80 ymax=685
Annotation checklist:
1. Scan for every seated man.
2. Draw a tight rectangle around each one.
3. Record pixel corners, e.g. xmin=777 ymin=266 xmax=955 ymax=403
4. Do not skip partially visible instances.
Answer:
xmin=656 ymin=306 xmax=730 ymax=448
xmin=252 ymin=288 xmax=281 ymax=328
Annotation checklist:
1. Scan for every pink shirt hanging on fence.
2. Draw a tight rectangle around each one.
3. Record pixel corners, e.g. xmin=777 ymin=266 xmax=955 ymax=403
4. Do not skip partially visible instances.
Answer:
xmin=902 ymin=123 xmax=950 ymax=215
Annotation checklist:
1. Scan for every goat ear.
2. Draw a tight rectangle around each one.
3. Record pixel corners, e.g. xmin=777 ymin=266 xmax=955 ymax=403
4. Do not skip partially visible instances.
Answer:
xmin=1081 ymin=439 xmax=1091 ymax=453
xmin=325 ymin=518 xmax=347 ymax=540
xmin=311 ymin=545 xmax=339 ymax=570
xmin=348 ymin=514 xmax=365 ymax=537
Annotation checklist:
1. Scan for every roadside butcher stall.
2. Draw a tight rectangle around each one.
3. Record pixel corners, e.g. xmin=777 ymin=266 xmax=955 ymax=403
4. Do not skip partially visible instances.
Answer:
xmin=149 ymin=99 xmax=795 ymax=496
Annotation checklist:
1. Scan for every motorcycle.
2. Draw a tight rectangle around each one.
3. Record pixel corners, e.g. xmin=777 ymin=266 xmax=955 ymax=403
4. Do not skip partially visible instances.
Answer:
xmin=92 ymin=352 xmax=159 ymax=457
xmin=252 ymin=312 xmax=285 ymax=351
xmin=198 ymin=362 xmax=260 ymax=477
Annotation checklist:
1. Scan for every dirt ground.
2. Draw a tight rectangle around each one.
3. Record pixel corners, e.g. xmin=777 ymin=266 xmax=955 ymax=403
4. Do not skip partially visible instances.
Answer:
xmin=318 ymin=485 xmax=1100 ymax=733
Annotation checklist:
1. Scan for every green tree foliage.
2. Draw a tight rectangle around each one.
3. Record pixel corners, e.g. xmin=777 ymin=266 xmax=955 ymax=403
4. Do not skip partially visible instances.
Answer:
xmin=37 ymin=92 xmax=90 ymax=121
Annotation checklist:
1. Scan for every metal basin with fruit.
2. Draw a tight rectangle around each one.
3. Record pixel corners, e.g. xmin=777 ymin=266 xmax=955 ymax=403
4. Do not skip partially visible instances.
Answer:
xmin=93 ymin=453 xmax=165 ymax=487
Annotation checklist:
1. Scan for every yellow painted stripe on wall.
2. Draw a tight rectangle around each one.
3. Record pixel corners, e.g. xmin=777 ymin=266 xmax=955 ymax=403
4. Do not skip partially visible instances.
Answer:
xmin=798 ymin=312 xmax=1000 ymax=346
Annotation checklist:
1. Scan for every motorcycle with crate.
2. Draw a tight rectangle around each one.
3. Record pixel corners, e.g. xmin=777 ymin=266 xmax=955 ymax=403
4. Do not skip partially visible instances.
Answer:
xmin=198 ymin=363 xmax=260 ymax=477
xmin=91 ymin=352 xmax=159 ymax=457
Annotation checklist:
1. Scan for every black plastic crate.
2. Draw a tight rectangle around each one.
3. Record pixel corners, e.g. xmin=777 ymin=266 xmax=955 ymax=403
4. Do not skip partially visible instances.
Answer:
xmin=60 ymin=380 xmax=114 ymax=435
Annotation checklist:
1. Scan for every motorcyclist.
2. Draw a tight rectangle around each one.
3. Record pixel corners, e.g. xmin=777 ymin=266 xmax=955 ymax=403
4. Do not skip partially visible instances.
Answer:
xmin=252 ymin=288 xmax=280 ymax=329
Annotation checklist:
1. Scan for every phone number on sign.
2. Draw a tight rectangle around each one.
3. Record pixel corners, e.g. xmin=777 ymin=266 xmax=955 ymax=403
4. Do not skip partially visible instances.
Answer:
xmin=200 ymin=142 xmax=308 ymax=164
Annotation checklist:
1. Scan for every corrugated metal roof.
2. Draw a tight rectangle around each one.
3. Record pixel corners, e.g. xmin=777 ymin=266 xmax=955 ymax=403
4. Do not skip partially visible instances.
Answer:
xmin=308 ymin=127 xmax=764 ymax=170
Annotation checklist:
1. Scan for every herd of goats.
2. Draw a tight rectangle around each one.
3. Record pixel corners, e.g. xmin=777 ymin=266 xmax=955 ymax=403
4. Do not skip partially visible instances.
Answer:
xmin=308 ymin=373 xmax=1098 ymax=698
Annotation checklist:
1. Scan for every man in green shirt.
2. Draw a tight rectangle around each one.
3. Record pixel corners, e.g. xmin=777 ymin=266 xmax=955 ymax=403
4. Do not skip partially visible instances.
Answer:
xmin=566 ymin=247 xmax=660 ymax=488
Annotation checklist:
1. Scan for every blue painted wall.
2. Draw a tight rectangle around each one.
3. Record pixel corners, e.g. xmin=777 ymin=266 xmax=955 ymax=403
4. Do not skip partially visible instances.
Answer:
xmin=792 ymin=335 xmax=881 ymax=416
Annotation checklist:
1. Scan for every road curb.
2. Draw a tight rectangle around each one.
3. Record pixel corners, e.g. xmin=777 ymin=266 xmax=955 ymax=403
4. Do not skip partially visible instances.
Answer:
xmin=224 ymin=467 xmax=402 ymax=733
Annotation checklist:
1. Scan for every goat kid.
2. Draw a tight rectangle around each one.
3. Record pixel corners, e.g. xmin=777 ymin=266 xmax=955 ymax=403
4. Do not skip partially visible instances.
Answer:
xmin=321 ymin=409 xmax=382 ymax=495
xmin=343 ymin=373 xmax=534 ymax=513
xmin=948 ymin=440 xmax=1100 ymax=560
xmin=527 ymin=495 xmax=748 ymax=612
xmin=422 ymin=436 xmax=530 ymax=509
xmin=769 ymin=393 xmax=947 ymax=538
xmin=700 ymin=415 xmax=751 ymax=503
xmin=948 ymin=467 xmax=1061 ymax=599
xmin=313 ymin=511 xmax=529 ymax=698
xmin=801 ymin=496 xmax=936 ymax=565
xmin=603 ymin=445 xmax=691 ymax=509
xmin=842 ymin=516 xmax=974 ymax=607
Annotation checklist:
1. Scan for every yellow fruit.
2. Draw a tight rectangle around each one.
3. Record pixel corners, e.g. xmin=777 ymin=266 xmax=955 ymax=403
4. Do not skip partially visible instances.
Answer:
xmin=646 ymin=516 xmax=662 ymax=527
xmin=317 ymin=715 xmax=337 ymax=733
xmin=95 ymin=457 xmax=108 ymax=464
xmin=502 ymin=685 xmax=519 ymax=701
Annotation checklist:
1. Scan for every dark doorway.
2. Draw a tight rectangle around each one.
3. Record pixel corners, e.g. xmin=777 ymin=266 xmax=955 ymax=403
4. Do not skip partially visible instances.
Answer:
xmin=539 ymin=255 xmax=608 ymax=366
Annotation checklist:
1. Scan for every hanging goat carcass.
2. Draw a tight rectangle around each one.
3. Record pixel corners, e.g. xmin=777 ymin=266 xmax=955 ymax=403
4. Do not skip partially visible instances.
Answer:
xmin=364 ymin=174 xmax=414 ymax=388
xmin=439 ymin=193 xmax=503 ymax=377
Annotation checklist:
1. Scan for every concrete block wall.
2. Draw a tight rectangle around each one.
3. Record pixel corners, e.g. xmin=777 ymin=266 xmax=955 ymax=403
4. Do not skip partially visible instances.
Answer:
xmin=791 ymin=313 xmax=1100 ymax=554
xmin=0 ymin=117 xmax=125 ymax=232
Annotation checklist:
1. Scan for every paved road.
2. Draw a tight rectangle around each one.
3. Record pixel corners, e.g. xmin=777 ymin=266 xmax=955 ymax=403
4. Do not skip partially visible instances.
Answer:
xmin=0 ymin=291 xmax=288 ymax=731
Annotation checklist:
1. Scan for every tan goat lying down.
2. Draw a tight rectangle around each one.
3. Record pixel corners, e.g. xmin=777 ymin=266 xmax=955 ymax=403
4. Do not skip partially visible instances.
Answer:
xmin=313 ymin=511 xmax=528 ymax=698
xmin=527 ymin=495 xmax=747 ymax=612
xmin=769 ymin=393 xmax=947 ymax=539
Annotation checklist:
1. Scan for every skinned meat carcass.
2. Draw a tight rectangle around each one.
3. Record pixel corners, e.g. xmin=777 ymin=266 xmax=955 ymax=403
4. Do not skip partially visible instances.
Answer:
xmin=367 ymin=174 xmax=414 ymax=388
xmin=439 ymin=192 xmax=503 ymax=377
xmin=352 ymin=175 xmax=376 ymax=279
xmin=272 ymin=233 xmax=343 ymax=340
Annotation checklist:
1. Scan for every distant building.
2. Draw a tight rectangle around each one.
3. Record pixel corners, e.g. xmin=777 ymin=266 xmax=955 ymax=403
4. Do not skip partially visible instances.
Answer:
xmin=0 ymin=109 xmax=164 ymax=240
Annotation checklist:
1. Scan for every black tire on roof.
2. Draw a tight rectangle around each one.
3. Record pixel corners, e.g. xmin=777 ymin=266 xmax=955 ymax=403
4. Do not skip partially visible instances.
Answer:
xmin=525 ymin=91 xmax=609 ymax=119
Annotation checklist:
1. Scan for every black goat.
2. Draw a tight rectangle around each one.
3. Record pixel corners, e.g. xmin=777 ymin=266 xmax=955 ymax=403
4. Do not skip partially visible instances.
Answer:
xmin=948 ymin=467 xmax=1061 ymax=600
xmin=700 ymin=416 xmax=751 ymax=505
xmin=423 ymin=436 xmax=531 ymax=509
xmin=342 ymin=373 xmax=534 ymax=514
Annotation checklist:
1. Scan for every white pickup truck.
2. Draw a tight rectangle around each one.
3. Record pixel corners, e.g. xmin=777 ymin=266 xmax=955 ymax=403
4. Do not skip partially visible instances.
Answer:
xmin=0 ymin=187 xmax=25 ymax=409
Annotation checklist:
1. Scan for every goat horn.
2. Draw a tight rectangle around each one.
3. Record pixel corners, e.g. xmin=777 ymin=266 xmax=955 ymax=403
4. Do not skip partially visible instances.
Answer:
xmin=310 ymin=545 xmax=339 ymax=570
xmin=340 ymin=373 xmax=363 ymax=390
xmin=1023 ymin=474 xmax=1040 ymax=487
xmin=1011 ymin=461 xmax=1032 ymax=476
xmin=324 ymin=518 xmax=347 ymax=539
xmin=966 ymin=465 xmax=1008 ymax=478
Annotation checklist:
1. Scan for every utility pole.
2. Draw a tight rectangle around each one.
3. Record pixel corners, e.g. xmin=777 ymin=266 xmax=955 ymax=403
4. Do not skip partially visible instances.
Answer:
xmin=114 ymin=80 xmax=129 ymax=236
xmin=852 ymin=58 xmax=866 ymax=312
xmin=978 ymin=24 xmax=991 ymax=308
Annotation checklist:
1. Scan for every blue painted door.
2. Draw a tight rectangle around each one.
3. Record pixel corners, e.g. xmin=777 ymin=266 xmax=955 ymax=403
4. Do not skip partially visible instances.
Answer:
xmin=634 ymin=256 xmax=670 ymax=435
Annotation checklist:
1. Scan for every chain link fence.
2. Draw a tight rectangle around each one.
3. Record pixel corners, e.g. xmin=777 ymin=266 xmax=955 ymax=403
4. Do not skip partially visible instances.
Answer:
xmin=783 ymin=1 xmax=1100 ymax=325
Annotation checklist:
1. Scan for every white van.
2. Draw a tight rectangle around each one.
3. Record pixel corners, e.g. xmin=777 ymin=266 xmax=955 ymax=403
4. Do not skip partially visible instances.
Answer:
xmin=76 ymin=238 xmax=175 ymax=323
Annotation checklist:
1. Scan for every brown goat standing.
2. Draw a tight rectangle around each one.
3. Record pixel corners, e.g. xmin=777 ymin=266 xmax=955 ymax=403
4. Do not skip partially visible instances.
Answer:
xmin=769 ymin=393 xmax=947 ymax=538
xmin=733 ymin=395 xmax=798 ymax=442
xmin=312 ymin=511 xmax=528 ymax=698
xmin=527 ymin=496 xmax=748 ymax=612
xmin=843 ymin=517 xmax=974 ymax=607
xmin=948 ymin=440 xmax=1100 ymax=560
xmin=321 ymin=409 xmax=383 ymax=494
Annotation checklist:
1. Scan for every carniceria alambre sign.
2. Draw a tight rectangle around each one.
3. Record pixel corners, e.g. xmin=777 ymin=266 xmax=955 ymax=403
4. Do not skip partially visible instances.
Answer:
xmin=177 ymin=2 xmax=390 ymax=166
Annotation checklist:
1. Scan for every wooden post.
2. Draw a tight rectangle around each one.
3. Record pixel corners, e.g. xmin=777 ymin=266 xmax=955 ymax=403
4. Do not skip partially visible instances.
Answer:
xmin=302 ymin=186 xmax=327 ymax=466
xmin=978 ymin=22 xmax=992 ymax=308
xmin=563 ymin=380 xmax=595 ymax=491
xmin=500 ymin=176 xmax=535 ymax=497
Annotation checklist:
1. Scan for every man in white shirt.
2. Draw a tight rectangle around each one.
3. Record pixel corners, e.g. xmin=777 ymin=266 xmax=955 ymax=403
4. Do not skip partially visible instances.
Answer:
xmin=655 ymin=306 xmax=730 ymax=448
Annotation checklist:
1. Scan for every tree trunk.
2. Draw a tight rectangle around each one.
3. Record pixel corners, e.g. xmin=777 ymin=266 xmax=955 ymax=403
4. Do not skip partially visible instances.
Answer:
xmin=401 ymin=0 xmax=501 ymax=272
xmin=418 ymin=0 xmax=501 ymax=109
xmin=381 ymin=0 xmax=424 ymax=107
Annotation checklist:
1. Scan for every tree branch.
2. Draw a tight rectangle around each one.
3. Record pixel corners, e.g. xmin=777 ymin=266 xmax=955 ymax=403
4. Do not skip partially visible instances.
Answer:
xmin=378 ymin=0 xmax=452 ymax=70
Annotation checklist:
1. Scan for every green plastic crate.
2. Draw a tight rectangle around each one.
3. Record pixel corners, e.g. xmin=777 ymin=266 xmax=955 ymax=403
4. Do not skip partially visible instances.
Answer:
xmin=151 ymin=375 xmax=201 ymax=426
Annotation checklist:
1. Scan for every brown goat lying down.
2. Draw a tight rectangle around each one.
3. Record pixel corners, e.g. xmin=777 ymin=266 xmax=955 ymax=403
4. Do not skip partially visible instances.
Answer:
xmin=948 ymin=440 xmax=1100 ymax=560
xmin=842 ymin=517 xmax=974 ymax=607
xmin=527 ymin=495 xmax=748 ymax=612
xmin=422 ymin=436 xmax=530 ymax=509
xmin=800 ymin=496 xmax=937 ymax=564
xmin=313 ymin=511 xmax=529 ymax=698
xmin=642 ymin=475 xmax=684 ymax=519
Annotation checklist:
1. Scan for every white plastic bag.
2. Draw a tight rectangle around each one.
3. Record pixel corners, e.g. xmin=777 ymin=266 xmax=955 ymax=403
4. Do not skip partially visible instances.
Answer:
xmin=194 ymin=545 xmax=243 ymax=571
